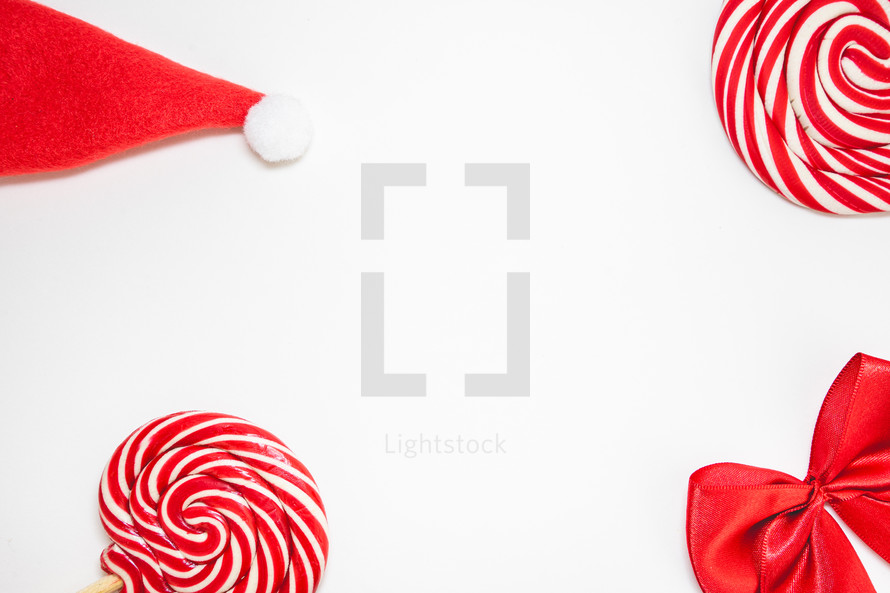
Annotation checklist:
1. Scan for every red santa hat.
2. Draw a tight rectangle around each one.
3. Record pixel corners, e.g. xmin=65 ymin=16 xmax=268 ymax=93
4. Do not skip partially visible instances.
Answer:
xmin=0 ymin=0 xmax=312 ymax=176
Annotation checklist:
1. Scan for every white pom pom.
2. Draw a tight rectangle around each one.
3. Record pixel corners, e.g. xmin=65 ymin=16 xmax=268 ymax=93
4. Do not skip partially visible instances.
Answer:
xmin=243 ymin=95 xmax=313 ymax=162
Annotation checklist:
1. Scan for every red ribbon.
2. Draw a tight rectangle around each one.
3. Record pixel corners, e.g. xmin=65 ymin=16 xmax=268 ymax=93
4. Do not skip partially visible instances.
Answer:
xmin=687 ymin=353 xmax=890 ymax=593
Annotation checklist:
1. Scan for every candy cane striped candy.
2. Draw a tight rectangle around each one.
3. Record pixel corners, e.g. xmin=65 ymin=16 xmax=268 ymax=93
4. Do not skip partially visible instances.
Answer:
xmin=713 ymin=0 xmax=890 ymax=214
xmin=80 ymin=411 xmax=328 ymax=593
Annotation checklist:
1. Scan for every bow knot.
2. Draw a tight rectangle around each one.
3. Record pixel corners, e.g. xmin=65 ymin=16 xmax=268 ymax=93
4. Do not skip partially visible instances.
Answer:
xmin=687 ymin=354 xmax=890 ymax=593
xmin=805 ymin=479 xmax=825 ymax=506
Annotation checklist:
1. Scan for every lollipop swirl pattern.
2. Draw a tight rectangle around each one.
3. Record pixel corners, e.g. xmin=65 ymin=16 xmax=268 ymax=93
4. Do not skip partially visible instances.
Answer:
xmin=714 ymin=0 xmax=890 ymax=213
xmin=99 ymin=411 xmax=329 ymax=593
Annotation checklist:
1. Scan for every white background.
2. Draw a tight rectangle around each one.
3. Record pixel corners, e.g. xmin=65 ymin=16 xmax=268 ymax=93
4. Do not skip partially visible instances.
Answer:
xmin=4 ymin=0 xmax=890 ymax=591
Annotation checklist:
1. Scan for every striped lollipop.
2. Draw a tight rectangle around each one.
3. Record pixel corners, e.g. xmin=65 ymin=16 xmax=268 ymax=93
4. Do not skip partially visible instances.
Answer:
xmin=78 ymin=411 xmax=328 ymax=593
xmin=713 ymin=0 xmax=890 ymax=214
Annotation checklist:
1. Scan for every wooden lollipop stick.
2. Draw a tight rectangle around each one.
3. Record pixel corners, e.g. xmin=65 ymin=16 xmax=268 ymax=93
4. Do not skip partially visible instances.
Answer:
xmin=75 ymin=575 xmax=123 ymax=593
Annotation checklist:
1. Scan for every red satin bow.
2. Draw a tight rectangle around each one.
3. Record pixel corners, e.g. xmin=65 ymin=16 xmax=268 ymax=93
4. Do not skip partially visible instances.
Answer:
xmin=687 ymin=353 xmax=890 ymax=593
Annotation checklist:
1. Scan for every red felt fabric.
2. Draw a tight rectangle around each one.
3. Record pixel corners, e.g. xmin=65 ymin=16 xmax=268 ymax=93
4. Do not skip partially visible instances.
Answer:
xmin=0 ymin=0 xmax=263 ymax=175
xmin=687 ymin=353 xmax=890 ymax=593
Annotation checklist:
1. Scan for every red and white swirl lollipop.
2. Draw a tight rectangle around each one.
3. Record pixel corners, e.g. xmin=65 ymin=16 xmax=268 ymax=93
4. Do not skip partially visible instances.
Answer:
xmin=77 ymin=411 xmax=329 ymax=593
xmin=714 ymin=0 xmax=890 ymax=213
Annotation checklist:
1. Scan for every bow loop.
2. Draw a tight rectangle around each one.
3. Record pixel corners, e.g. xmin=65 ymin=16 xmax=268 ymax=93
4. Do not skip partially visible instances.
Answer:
xmin=688 ymin=354 xmax=890 ymax=592
xmin=808 ymin=354 xmax=890 ymax=562
xmin=687 ymin=464 xmax=810 ymax=593
xmin=808 ymin=354 xmax=890 ymax=485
